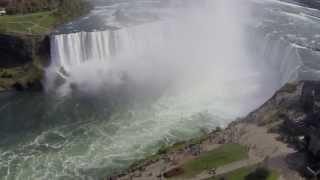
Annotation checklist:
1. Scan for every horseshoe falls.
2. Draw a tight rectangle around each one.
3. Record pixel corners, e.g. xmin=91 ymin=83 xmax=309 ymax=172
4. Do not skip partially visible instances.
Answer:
xmin=2 ymin=0 xmax=320 ymax=179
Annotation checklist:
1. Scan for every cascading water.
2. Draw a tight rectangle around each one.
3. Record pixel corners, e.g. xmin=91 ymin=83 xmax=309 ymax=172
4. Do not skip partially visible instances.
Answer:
xmin=249 ymin=0 xmax=320 ymax=83
xmin=253 ymin=32 xmax=303 ymax=84
xmin=50 ymin=31 xmax=113 ymax=69
xmin=2 ymin=0 xmax=320 ymax=179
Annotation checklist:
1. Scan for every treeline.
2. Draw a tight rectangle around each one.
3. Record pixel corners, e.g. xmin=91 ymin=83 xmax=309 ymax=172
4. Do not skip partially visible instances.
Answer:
xmin=5 ymin=0 xmax=91 ymax=16
xmin=6 ymin=0 xmax=59 ymax=14
xmin=54 ymin=0 xmax=91 ymax=21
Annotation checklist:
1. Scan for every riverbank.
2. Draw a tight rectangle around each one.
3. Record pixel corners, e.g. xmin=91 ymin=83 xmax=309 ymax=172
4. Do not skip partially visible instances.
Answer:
xmin=0 ymin=0 xmax=91 ymax=92
xmin=109 ymin=81 xmax=313 ymax=180
xmin=0 ymin=34 xmax=50 ymax=91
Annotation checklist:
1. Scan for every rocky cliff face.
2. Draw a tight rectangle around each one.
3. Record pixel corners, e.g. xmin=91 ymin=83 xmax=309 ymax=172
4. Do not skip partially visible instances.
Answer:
xmin=0 ymin=34 xmax=33 ymax=68
xmin=0 ymin=34 xmax=50 ymax=91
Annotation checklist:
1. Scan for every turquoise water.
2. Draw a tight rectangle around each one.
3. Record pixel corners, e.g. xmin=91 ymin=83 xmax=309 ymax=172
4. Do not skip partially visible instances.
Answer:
xmin=0 ymin=64 xmax=277 ymax=179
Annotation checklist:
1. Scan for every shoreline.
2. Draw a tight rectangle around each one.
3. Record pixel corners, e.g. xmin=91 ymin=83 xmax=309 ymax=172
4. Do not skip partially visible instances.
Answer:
xmin=0 ymin=0 xmax=92 ymax=92
xmin=109 ymin=81 xmax=307 ymax=180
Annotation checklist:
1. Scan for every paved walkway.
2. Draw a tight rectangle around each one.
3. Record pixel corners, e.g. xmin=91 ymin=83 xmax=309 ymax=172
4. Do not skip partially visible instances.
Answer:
xmin=194 ymin=159 xmax=261 ymax=180
xmin=116 ymin=123 xmax=305 ymax=180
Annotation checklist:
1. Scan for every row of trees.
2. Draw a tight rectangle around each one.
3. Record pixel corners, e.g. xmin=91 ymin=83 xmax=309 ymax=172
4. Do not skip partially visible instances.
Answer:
xmin=5 ymin=0 xmax=59 ymax=14
xmin=54 ymin=0 xmax=91 ymax=21
xmin=4 ymin=0 xmax=90 ymax=16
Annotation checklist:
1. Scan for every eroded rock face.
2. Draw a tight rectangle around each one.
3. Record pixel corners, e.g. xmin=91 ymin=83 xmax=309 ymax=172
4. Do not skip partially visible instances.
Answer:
xmin=0 ymin=34 xmax=50 ymax=91
xmin=242 ymin=81 xmax=320 ymax=153
xmin=0 ymin=34 xmax=50 ymax=68
xmin=0 ymin=34 xmax=33 ymax=68
xmin=301 ymin=81 xmax=320 ymax=113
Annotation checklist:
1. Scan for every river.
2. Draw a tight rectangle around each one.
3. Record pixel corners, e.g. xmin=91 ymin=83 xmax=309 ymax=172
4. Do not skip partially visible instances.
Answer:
xmin=1 ymin=0 xmax=320 ymax=179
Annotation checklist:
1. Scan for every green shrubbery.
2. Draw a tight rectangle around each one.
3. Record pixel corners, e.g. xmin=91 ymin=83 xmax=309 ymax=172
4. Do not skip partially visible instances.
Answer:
xmin=6 ymin=0 xmax=91 ymax=18
xmin=209 ymin=166 xmax=279 ymax=180
xmin=245 ymin=167 xmax=271 ymax=180
xmin=54 ymin=0 xmax=91 ymax=21
xmin=5 ymin=0 xmax=59 ymax=15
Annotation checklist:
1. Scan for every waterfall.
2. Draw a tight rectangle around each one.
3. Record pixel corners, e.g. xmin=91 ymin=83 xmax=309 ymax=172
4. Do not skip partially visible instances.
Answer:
xmin=50 ymin=25 xmax=320 ymax=95
xmin=251 ymin=30 xmax=320 ymax=85
xmin=50 ymin=22 xmax=169 ymax=69
xmin=48 ymin=22 xmax=175 ymax=94
xmin=51 ymin=31 xmax=112 ymax=71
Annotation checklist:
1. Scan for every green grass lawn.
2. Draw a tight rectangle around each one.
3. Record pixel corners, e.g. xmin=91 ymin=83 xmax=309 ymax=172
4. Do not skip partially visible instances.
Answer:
xmin=177 ymin=144 xmax=248 ymax=178
xmin=0 ymin=11 xmax=58 ymax=34
xmin=208 ymin=166 xmax=279 ymax=180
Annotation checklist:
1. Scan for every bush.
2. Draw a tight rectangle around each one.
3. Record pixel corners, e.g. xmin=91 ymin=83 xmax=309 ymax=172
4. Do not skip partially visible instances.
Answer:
xmin=245 ymin=167 xmax=271 ymax=180
xmin=6 ymin=0 xmax=59 ymax=14
xmin=54 ymin=0 xmax=91 ymax=20
xmin=5 ymin=0 xmax=91 ymax=17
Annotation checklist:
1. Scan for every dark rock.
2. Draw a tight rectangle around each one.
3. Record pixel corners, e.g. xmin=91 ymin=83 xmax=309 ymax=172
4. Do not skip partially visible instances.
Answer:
xmin=301 ymin=81 xmax=318 ymax=113
xmin=245 ymin=167 xmax=271 ymax=180
xmin=36 ymin=35 xmax=51 ymax=66
xmin=0 ymin=34 xmax=50 ymax=91
xmin=12 ymin=82 xmax=25 ymax=91
xmin=11 ymin=80 xmax=43 ymax=92
xmin=26 ymin=80 xmax=43 ymax=91
xmin=0 ymin=34 xmax=33 ymax=68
